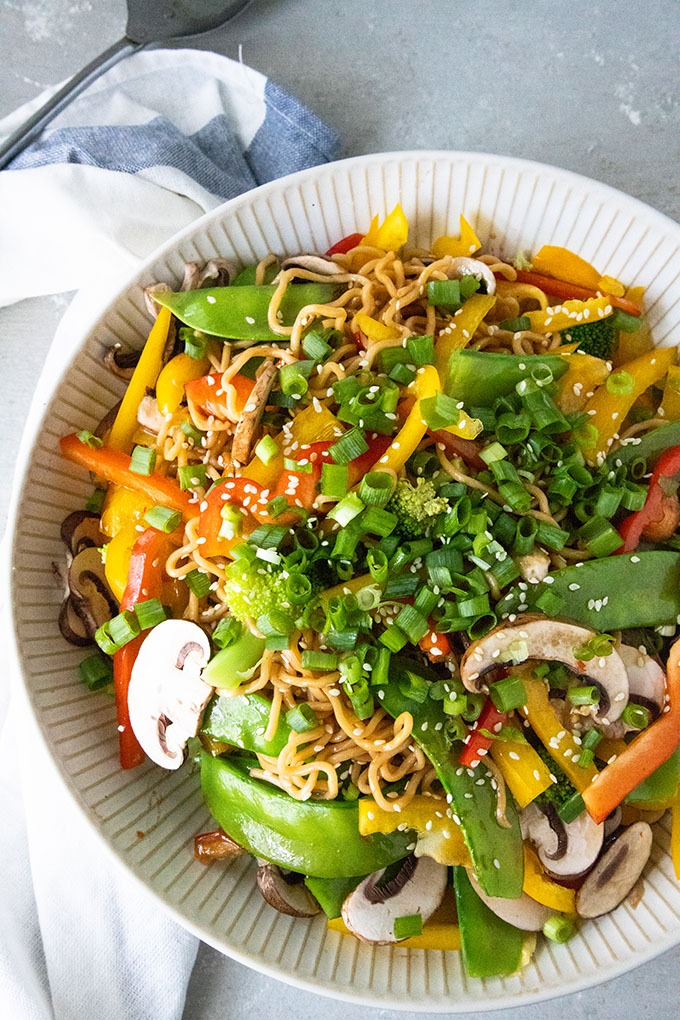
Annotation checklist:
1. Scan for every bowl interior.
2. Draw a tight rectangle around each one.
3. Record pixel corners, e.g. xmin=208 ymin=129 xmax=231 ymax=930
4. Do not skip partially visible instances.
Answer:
xmin=9 ymin=151 xmax=680 ymax=1011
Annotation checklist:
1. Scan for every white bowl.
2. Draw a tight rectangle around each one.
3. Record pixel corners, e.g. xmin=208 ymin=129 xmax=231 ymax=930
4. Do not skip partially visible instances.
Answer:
xmin=8 ymin=151 xmax=680 ymax=1012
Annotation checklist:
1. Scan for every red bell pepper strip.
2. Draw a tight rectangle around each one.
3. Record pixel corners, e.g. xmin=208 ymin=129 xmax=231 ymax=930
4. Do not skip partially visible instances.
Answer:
xmin=113 ymin=528 xmax=170 ymax=769
xmin=500 ymin=269 xmax=642 ymax=317
xmin=326 ymin=232 xmax=364 ymax=257
xmin=617 ymin=445 xmax=680 ymax=552
xmin=185 ymin=371 xmax=255 ymax=420
xmin=583 ymin=636 xmax=680 ymax=824
xmin=459 ymin=698 xmax=508 ymax=768
xmin=60 ymin=433 xmax=195 ymax=520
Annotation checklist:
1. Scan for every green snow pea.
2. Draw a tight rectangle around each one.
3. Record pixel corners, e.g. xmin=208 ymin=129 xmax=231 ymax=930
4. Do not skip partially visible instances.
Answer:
xmin=625 ymin=747 xmax=680 ymax=807
xmin=453 ymin=867 xmax=524 ymax=978
xmin=200 ymin=691 xmax=291 ymax=757
xmin=527 ymin=551 xmax=680 ymax=631
xmin=201 ymin=631 xmax=265 ymax=690
xmin=200 ymin=752 xmax=414 ymax=878
xmin=607 ymin=419 xmax=680 ymax=470
xmin=154 ymin=282 xmax=342 ymax=342
xmin=444 ymin=350 xmax=569 ymax=407
xmin=303 ymin=875 xmax=364 ymax=918
xmin=375 ymin=656 xmax=524 ymax=899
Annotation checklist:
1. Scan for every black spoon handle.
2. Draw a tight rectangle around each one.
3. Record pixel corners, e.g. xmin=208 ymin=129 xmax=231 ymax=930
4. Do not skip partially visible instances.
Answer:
xmin=0 ymin=37 xmax=144 ymax=170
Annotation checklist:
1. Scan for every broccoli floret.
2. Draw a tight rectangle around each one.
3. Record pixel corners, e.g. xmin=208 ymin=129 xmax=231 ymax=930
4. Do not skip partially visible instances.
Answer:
xmin=533 ymin=741 xmax=576 ymax=811
xmin=222 ymin=560 xmax=291 ymax=622
xmin=386 ymin=477 xmax=449 ymax=539
xmin=560 ymin=316 xmax=617 ymax=360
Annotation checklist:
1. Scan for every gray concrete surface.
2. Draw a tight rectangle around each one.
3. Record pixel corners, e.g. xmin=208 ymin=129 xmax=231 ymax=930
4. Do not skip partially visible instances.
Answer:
xmin=1 ymin=1 xmax=679 ymax=1017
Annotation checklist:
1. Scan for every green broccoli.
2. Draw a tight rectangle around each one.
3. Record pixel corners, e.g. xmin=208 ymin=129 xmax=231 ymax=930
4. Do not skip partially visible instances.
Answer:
xmin=533 ymin=741 xmax=576 ymax=812
xmin=560 ymin=316 xmax=617 ymax=360
xmin=386 ymin=477 xmax=449 ymax=538
xmin=222 ymin=559 xmax=292 ymax=622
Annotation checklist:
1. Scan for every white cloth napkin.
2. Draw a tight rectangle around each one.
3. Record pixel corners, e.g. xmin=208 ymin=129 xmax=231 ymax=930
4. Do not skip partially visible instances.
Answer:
xmin=0 ymin=47 xmax=339 ymax=1019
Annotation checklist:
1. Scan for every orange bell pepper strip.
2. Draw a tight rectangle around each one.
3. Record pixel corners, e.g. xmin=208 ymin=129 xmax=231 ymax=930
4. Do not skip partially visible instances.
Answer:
xmin=505 ymin=269 xmax=642 ymax=317
xmin=185 ymin=371 xmax=255 ymax=421
xmin=60 ymin=433 xmax=195 ymax=520
xmin=113 ymin=528 xmax=172 ymax=769
xmin=107 ymin=305 xmax=172 ymax=451
xmin=582 ymin=636 xmax=680 ymax=825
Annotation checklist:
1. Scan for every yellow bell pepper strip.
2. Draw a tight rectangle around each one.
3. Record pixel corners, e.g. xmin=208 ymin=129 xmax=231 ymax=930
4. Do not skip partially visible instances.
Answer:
xmin=582 ymin=636 xmax=680 ymax=825
xmin=156 ymin=353 xmax=210 ymax=416
xmin=434 ymin=293 xmax=496 ymax=377
xmin=522 ymin=847 xmax=576 ymax=914
xmin=107 ymin=305 xmax=172 ymax=452
xmin=353 ymin=311 xmax=401 ymax=342
xmin=104 ymin=523 xmax=144 ymax=602
xmin=240 ymin=403 xmax=343 ymax=486
xmin=594 ymin=736 xmax=628 ymax=766
xmin=60 ymin=433 xmax=195 ymax=520
xmin=490 ymin=740 xmax=554 ymax=810
xmin=518 ymin=673 xmax=600 ymax=793
xmin=580 ymin=346 xmax=676 ymax=465
xmin=100 ymin=485 xmax=151 ymax=538
xmin=598 ymin=274 xmax=626 ymax=297
xmin=531 ymin=245 xmax=602 ymax=291
xmin=508 ymin=269 xmax=643 ymax=318
xmin=371 ymin=364 xmax=440 ymax=473
xmin=659 ymin=365 xmax=680 ymax=421
xmin=432 ymin=215 xmax=482 ymax=259
xmin=361 ymin=203 xmax=409 ymax=251
xmin=672 ymin=796 xmax=680 ymax=880
xmin=525 ymin=295 xmax=614 ymax=335
xmin=555 ymin=351 xmax=610 ymax=415
xmin=358 ymin=795 xmax=470 ymax=867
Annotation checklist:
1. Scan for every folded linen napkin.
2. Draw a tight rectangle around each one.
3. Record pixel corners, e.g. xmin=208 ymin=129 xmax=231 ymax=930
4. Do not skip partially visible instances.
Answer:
xmin=0 ymin=46 xmax=339 ymax=1019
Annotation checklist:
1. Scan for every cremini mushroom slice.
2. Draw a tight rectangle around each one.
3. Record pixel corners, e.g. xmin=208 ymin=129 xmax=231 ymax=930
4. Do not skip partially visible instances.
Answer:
xmin=194 ymin=829 xmax=247 ymax=863
xmin=256 ymin=862 xmax=321 ymax=917
xmin=467 ymin=871 xmax=552 ymax=932
xmin=67 ymin=546 xmax=119 ymax=640
xmin=60 ymin=510 xmax=106 ymax=557
xmin=103 ymin=343 xmax=140 ymax=380
xmin=181 ymin=257 xmax=239 ymax=291
xmin=341 ymin=855 xmax=448 ymax=945
xmin=231 ymin=358 xmax=278 ymax=465
xmin=460 ymin=615 xmax=629 ymax=722
xmin=445 ymin=256 xmax=496 ymax=295
xmin=576 ymin=822 xmax=653 ymax=918
xmin=128 ymin=619 xmax=213 ymax=770
xmin=280 ymin=254 xmax=344 ymax=276
xmin=520 ymin=801 xmax=604 ymax=881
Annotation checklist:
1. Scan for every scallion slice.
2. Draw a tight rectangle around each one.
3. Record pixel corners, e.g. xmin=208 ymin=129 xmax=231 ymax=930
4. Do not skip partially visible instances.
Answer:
xmin=129 ymin=445 xmax=156 ymax=476
xmin=144 ymin=504 xmax=182 ymax=533
xmin=328 ymin=427 xmax=369 ymax=465
xmin=78 ymin=652 xmax=114 ymax=691
xmin=359 ymin=470 xmax=396 ymax=507
xmin=178 ymin=462 xmax=209 ymax=491
xmin=255 ymin=434 xmax=280 ymax=464
xmin=489 ymin=674 xmax=527 ymax=712
xmin=286 ymin=703 xmax=319 ymax=733
xmin=185 ymin=569 xmax=211 ymax=598
xmin=212 ymin=616 xmax=242 ymax=649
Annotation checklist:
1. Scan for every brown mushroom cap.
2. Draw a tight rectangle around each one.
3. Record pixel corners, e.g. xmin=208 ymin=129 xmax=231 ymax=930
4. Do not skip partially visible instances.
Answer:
xmin=256 ymin=863 xmax=320 ymax=917
xmin=575 ymin=822 xmax=653 ymax=918
xmin=521 ymin=801 xmax=604 ymax=880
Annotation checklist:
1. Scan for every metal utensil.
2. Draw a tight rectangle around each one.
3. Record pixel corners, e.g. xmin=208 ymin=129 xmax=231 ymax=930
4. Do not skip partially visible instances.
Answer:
xmin=0 ymin=0 xmax=252 ymax=170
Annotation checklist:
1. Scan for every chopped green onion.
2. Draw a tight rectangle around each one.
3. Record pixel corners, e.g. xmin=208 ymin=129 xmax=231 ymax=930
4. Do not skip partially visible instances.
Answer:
xmin=542 ymin=915 xmax=576 ymax=944
xmin=499 ymin=315 xmax=531 ymax=332
xmin=414 ymin=586 xmax=439 ymax=617
xmin=178 ymin=462 xmax=209 ymax=491
xmin=328 ymin=427 xmax=369 ymax=465
xmin=144 ymin=504 xmax=182 ymax=533
xmin=248 ymin=524 xmax=288 ymax=549
xmin=358 ymin=506 xmax=398 ymax=537
xmin=359 ymin=470 xmax=396 ymax=507
xmin=85 ymin=488 xmax=106 ymax=514
xmin=286 ymin=703 xmax=319 ymax=733
xmin=321 ymin=462 xmax=349 ymax=499
xmin=606 ymin=370 xmax=635 ymax=396
xmin=397 ymin=669 xmax=430 ymax=703
xmin=394 ymin=605 xmax=430 ymax=644
xmin=582 ymin=727 xmax=603 ymax=751
xmin=78 ymin=652 xmax=114 ymax=691
xmin=578 ymin=516 xmax=624 ymax=557
xmin=480 ymin=442 xmax=508 ymax=465
xmin=185 ymin=569 xmax=211 ymax=598
xmin=621 ymin=702 xmax=651 ymax=730
xmin=183 ymin=329 xmax=208 ymax=359
xmin=301 ymin=650 xmax=339 ymax=670
xmin=567 ymin=685 xmax=601 ymax=706
xmin=301 ymin=327 xmax=333 ymax=361
xmin=512 ymin=517 xmax=538 ymax=556
xmin=286 ymin=572 xmax=313 ymax=605
xmin=212 ymin=616 xmax=242 ymax=649
xmin=457 ymin=593 xmax=491 ymax=618
xmin=389 ymin=362 xmax=417 ymax=385
xmin=419 ymin=392 xmax=462 ymax=431
xmin=379 ymin=625 xmax=409 ymax=652
xmin=328 ymin=492 xmax=365 ymax=526
xmin=134 ymin=597 xmax=167 ymax=630
xmin=489 ymin=674 xmax=527 ymax=713
xmin=95 ymin=610 xmax=141 ymax=654
xmin=76 ymin=429 xmax=102 ymax=449
xmin=406 ymin=334 xmax=435 ymax=366
xmin=257 ymin=610 xmax=296 ymax=638
xmin=180 ymin=420 xmax=204 ymax=447
xmin=535 ymin=521 xmax=570 ymax=551
xmin=255 ymin=434 xmax=280 ymax=464
xmin=284 ymin=456 xmax=313 ymax=474
xmin=557 ymin=792 xmax=585 ymax=824
xmin=393 ymin=913 xmax=423 ymax=940
xmin=129 ymin=445 xmax=156 ymax=476
xmin=534 ymin=588 xmax=564 ymax=616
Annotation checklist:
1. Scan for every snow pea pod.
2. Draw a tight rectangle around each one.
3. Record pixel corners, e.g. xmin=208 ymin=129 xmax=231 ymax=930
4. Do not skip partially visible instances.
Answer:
xmin=153 ymin=283 xmax=341 ymax=341
xmin=200 ymin=691 xmax=291 ymax=757
xmin=607 ymin=419 xmax=680 ymax=469
xmin=200 ymin=752 xmax=414 ymax=878
xmin=453 ymin=866 xmax=524 ymax=977
xmin=529 ymin=551 xmax=680 ymax=631
xmin=444 ymin=350 xmax=569 ymax=407
xmin=375 ymin=657 xmax=524 ymax=899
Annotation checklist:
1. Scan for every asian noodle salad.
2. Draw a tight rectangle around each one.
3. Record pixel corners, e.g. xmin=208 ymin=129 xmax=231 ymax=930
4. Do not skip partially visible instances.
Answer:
xmin=59 ymin=206 xmax=680 ymax=976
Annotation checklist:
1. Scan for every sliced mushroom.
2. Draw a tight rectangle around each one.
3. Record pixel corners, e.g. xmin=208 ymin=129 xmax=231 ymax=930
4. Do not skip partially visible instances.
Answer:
xmin=444 ymin=257 xmax=496 ymax=295
xmin=517 ymin=549 xmax=551 ymax=585
xmin=575 ymin=822 xmax=653 ymax=918
xmin=103 ymin=344 xmax=140 ymax=380
xmin=67 ymin=546 xmax=119 ymax=638
xmin=137 ymin=394 xmax=167 ymax=434
xmin=128 ymin=620 xmax=213 ymax=769
xmin=461 ymin=615 xmax=629 ymax=722
xmin=231 ymin=359 xmax=278 ymax=465
xmin=60 ymin=510 xmax=105 ymax=557
xmin=194 ymin=829 xmax=247 ymax=863
xmin=521 ymin=801 xmax=604 ymax=880
xmin=59 ymin=596 xmax=93 ymax=646
xmin=144 ymin=281 xmax=173 ymax=317
xmin=181 ymin=257 xmax=239 ymax=290
xmin=468 ymin=871 xmax=552 ymax=931
xmin=280 ymin=254 xmax=344 ymax=276
xmin=341 ymin=855 xmax=448 ymax=944
xmin=256 ymin=862 xmax=321 ymax=917
xmin=601 ymin=644 xmax=667 ymax=738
